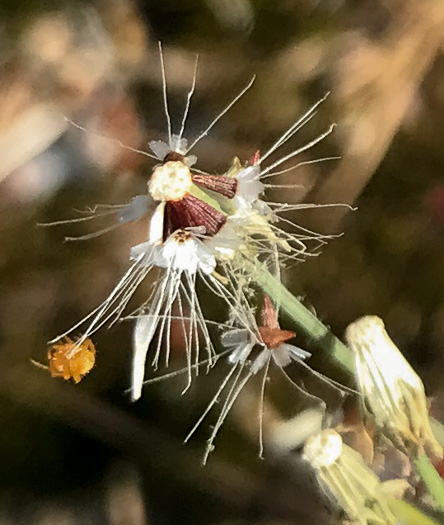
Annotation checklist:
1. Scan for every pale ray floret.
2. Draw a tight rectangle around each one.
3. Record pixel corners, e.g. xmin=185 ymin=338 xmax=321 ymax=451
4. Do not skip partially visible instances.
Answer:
xmin=184 ymin=293 xmax=312 ymax=464
xmin=129 ymin=227 xmax=221 ymax=401
xmin=148 ymin=41 xmax=255 ymax=172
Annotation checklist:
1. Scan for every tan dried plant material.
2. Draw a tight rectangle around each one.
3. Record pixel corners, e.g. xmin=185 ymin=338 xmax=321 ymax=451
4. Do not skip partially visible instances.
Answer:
xmin=48 ymin=337 xmax=96 ymax=383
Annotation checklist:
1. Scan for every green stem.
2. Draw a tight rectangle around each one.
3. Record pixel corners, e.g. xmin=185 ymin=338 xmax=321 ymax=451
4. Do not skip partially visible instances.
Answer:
xmin=389 ymin=498 xmax=441 ymax=525
xmin=253 ymin=261 xmax=444 ymax=448
xmin=415 ymin=455 xmax=444 ymax=513
xmin=252 ymin=260 xmax=353 ymax=371
xmin=252 ymin=262 xmax=444 ymax=516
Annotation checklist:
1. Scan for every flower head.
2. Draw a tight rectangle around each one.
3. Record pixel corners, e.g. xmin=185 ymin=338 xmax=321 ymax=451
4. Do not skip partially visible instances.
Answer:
xmin=185 ymin=294 xmax=310 ymax=464
xmin=303 ymin=429 xmax=396 ymax=525
xmin=47 ymin=336 xmax=96 ymax=383
xmin=47 ymin=43 xmax=343 ymax=415
xmin=346 ymin=316 xmax=443 ymax=461
xmin=224 ymin=294 xmax=310 ymax=373
xmin=205 ymin=98 xmax=339 ymax=268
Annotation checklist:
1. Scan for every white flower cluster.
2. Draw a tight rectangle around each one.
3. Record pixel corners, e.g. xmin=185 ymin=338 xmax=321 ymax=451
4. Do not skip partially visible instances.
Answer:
xmin=47 ymin=43 xmax=338 ymax=460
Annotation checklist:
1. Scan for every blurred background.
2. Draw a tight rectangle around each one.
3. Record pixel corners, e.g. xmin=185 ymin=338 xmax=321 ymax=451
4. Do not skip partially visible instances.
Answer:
xmin=1 ymin=0 xmax=444 ymax=523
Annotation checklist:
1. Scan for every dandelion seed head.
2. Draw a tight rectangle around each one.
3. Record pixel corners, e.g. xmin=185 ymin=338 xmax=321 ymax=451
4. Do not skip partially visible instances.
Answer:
xmin=303 ymin=429 xmax=343 ymax=469
xmin=149 ymin=161 xmax=193 ymax=202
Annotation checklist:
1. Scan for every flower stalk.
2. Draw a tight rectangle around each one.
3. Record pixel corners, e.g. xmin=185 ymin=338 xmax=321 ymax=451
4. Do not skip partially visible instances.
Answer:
xmin=414 ymin=454 xmax=444 ymax=513
xmin=251 ymin=259 xmax=353 ymax=370
xmin=388 ymin=498 xmax=441 ymax=525
xmin=253 ymin=259 xmax=444 ymax=513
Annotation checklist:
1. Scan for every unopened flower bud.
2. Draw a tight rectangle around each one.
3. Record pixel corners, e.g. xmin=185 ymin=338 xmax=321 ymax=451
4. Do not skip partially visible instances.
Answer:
xmin=346 ymin=316 xmax=442 ymax=461
xmin=303 ymin=430 xmax=395 ymax=525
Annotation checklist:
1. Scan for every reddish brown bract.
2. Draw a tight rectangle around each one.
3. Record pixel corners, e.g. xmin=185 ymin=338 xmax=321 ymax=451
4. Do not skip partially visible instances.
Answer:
xmin=259 ymin=295 xmax=295 ymax=349
xmin=163 ymin=194 xmax=227 ymax=240
xmin=191 ymin=174 xmax=238 ymax=199
xmin=250 ymin=149 xmax=261 ymax=166
xmin=258 ymin=327 xmax=296 ymax=349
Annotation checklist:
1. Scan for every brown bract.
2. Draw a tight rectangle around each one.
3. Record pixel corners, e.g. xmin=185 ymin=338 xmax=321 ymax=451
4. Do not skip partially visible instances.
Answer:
xmin=191 ymin=174 xmax=238 ymax=198
xmin=48 ymin=337 xmax=96 ymax=383
xmin=163 ymin=195 xmax=227 ymax=240
xmin=258 ymin=295 xmax=296 ymax=349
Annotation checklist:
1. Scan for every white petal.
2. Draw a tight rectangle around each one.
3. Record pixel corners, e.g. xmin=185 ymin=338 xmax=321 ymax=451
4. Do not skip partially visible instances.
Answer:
xmin=157 ymin=235 xmax=216 ymax=275
xmin=170 ymin=135 xmax=188 ymax=153
xmin=221 ymin=328 xmax=251 ymax=348
xmin=271 ymin=345 xmax=292 ymax=368
xmin=228 ymin=341 xmax=255 ymax=365
xmin=251 ymin=348 xmax=270 ymax=374
xmin=237 ymin=165 xmax=264 ymax=203
xmin=130 ymin=241 xmax=158 ymax=267
xmin=131 ymin=315 xmax=160 ymax=401
xmin=238 ymin=165 xmax=260 ymax=182
xmin=149 ymin=202 xmax=166 ymax=245
xmin=281 ymin=343 xmax=311 ymax=361
xmin=253 ymin=200 xmax=275 ymax=218
xmin=117 ymin=195 xmax=152 ymax=223
xmin=149 ymin=140 xmax=171 ymax=160
xmin=194 ymin=239 xmax=217 ymax=274
xmin=157 ymin=238 xmax=195 ymax=272
xmin=185 ymin=154 xmax=197 ymax=167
